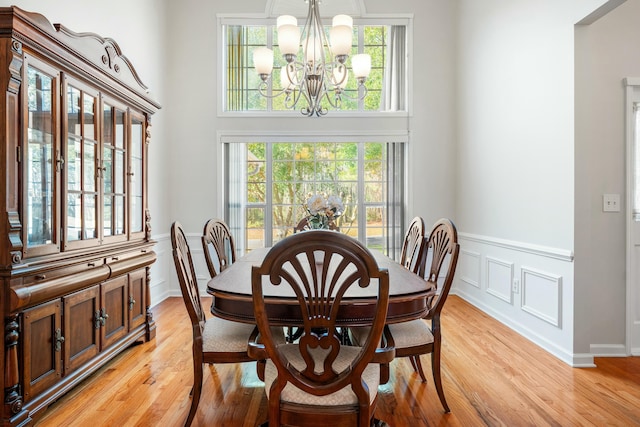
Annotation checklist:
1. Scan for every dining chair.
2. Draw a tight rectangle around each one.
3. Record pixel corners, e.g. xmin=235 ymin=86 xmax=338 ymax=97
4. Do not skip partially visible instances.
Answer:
xmin=399 ymin=216 xmax=427 ymax=275
xmin=350 ymin=218 xmax=459 ymax=413
xmin=171 ymin=221 xmax=259 ymax=426
xmin=248 ymin=230 xmax=395 ymax=427
xmin=201 ymin=218 xmax=236 ymax=278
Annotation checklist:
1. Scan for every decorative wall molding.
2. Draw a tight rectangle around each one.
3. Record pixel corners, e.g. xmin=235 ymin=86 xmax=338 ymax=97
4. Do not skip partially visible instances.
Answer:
xmin=459 ymin=249 xmax=481 ymax=289
xmin=521 ymin=267 xmax=562 ymax=328
xmin=485 ymin=256 xmax=513 ymax=304
xmin=460 ymin=232 xmax=574 ymax=262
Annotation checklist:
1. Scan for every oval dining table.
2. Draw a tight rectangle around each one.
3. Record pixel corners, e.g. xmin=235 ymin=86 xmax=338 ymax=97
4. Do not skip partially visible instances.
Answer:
xmin=206 ymin=246 xmax=435 ymax=327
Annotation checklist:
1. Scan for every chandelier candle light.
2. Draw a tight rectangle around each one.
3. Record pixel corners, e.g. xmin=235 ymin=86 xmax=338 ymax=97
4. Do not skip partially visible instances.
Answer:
xmin=252 ymin=0 xmax=371 ymax=117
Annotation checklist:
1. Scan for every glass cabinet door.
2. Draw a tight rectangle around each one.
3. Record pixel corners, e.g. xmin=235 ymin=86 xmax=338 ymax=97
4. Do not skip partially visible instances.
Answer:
xmin=102 ymin=99 xmax=127 ymax=242
xmin=23 ymin=57 xmax=60 ymax=256
xmin=63 ymin=78 xmax=99 ymax=249
xmin=130 ymin=113 xmax=145 ymax=236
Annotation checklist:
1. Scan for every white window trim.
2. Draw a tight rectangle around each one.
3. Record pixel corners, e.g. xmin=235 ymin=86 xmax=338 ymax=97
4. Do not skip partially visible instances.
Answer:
xmin=216 ymin=14 xmax=414 ymax=118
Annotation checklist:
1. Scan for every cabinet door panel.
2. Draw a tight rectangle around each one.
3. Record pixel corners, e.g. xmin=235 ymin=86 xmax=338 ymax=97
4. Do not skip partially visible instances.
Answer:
xmin=102 ymin=275 xmax=129 ymax=348
xmin=128 ymin=269 xmax=147 ymax=329
xmin=101 ymin=97 xmax=128 ymax=244
xmin=22 ymin=300 xmax=62 ymax=402
xmin=63 ymin=77 xmax=100 ymax=250
xmin=22 ymin=55 xmax=61 ymax=258
xmin=129 ymin=112 xmax=146 ymax=239
xmin=63 ymin=286 xmax=100 ymax=373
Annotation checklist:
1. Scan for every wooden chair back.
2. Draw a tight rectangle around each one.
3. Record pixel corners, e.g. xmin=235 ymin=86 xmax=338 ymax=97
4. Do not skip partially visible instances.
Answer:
xmin=250 ymin=230 xmax=391 ymax=427
xmin=400 ymin=216 xmax=426 ymax=275
xmin=424 ymin=218 xmax=460 ymax=319
xmin=201 ymin=218 xmax=236 ymax=277
xmin=171 ymin=221 xmax=205 ymax=335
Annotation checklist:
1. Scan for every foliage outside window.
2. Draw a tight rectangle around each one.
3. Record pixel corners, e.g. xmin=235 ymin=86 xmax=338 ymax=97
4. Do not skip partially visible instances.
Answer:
xmin=225 ymin=141 xmax=405 ymax=256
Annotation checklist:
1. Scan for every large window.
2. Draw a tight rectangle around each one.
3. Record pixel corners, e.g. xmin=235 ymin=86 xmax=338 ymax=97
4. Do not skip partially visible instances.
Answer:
xmin=221 ymin=19 xmax=408 ymax=114
xmin=224 ymin=141 xmax=405 ymax=257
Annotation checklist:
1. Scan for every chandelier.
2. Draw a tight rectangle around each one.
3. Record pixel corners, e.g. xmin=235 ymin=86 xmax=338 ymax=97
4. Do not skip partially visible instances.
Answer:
xmin=252 ymin=0 xmax=371 ymax=117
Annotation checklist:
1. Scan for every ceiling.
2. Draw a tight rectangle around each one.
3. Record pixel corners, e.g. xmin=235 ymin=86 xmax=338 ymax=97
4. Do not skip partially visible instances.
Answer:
xmin=266 ymin=0 xmax=365 ymax=18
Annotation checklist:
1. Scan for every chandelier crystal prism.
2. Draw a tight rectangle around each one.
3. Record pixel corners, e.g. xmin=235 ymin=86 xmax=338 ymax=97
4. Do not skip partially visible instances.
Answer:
xmin=253 ymin=0 xmax=371 ymax=117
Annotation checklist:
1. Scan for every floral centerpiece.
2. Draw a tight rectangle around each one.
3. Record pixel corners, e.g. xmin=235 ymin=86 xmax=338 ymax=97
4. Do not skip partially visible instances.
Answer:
xmin=304 ymin=193 xmax=344 ymax=230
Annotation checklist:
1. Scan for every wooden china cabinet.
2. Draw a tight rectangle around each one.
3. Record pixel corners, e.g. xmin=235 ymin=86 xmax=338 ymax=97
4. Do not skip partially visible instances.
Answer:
xmin=0 ymin=7 xmax=160 ymax=425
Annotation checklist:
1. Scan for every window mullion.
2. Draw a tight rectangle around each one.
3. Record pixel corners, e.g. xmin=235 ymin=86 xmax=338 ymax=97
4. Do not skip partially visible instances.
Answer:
xmin=357 ymin=142 xmax=366 ymax=242
xmin=265 ymin=142 xmax=274 ymax=246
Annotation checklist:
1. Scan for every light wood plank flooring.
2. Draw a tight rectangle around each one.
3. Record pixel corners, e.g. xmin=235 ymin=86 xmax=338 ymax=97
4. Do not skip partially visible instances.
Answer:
xmin=35 ymin=295 xmax=640 ymax=426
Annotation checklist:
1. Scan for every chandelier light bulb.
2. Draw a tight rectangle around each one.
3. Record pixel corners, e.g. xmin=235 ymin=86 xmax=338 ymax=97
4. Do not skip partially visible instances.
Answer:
xmin=330 ymin=25 xmax=352 ymax=57
xmin=277 ymin=15 xmax=297 ymax=29
xmin=253 ymin=47 xmax=274 ymax=76
xmin=332 ymin=14 xmax=353 ymax=29
xmin=278 ymin=24 xmax=301 ymax=57
xmin=351 ymin=54 xmax=371 ymax=79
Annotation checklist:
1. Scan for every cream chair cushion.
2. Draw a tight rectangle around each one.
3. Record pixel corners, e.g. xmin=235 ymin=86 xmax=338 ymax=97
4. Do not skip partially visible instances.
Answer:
xmin=264 ymin=344 xmax=380 ymax=406
xmin=351 ymin=319 xmax=434 ymax=349
xmin=202 ymin=318 xmax=286 ymax=353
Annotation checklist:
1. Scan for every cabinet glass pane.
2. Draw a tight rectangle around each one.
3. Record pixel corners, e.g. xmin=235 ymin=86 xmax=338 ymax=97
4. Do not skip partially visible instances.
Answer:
xmin=67 ymin=193 xmax=81 ymax=241
xmin=83 ymin=96 xmax=95 ymax=140
xmin=115 ymin=151 xmax=124 ymax=193
xmin=67 ymin=137 xmax=81 ymax=192
xmin=103 ymin=148 xmax=113 ymax=193
xmin=84 ymin=141 xmax=96 ymax=193
xmin=26 ymin=66 xmax=54 ymax=247
xmin=67 ymin=87 xmax=80 ymax=135
xmin=84 ymin=194 xmax=96 ymax=238
xmin=131 ymin=118 xmax=143 ymax=233
xmin=115 ymin=195 xmax=124 ymax=234
xmin=115 ymin=109 xmax=124 ymax=149
xmin=103 ymin=196 xmax=112 ymax=237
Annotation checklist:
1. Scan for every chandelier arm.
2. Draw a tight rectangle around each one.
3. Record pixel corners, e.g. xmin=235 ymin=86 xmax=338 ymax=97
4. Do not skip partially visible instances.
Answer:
xmin=257 ymin=81 xmax=291 ymax=99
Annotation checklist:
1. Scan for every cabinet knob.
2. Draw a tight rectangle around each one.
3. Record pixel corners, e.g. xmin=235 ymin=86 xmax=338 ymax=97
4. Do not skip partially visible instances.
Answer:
xmin=129 ymin=296 xmax=136 ymax=310
xmin=35 ymin=274 xmax=46 ymax=280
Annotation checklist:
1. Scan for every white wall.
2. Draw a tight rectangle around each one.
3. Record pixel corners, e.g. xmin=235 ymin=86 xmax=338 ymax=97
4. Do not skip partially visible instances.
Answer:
xmin=161 ymin=0 xmax=458 ymax=296
xmin=575 ymin=0 xmax=640 ymax=357
xmin=0 ymin=0 xmax=173 ymax=303
xmin=454 ymin=0 xmax=610 ymax=366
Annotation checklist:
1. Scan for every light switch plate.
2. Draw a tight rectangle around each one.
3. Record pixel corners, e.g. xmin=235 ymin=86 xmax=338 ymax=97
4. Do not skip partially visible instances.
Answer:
xmin=603 ymin=194 xmax=620 ymax=212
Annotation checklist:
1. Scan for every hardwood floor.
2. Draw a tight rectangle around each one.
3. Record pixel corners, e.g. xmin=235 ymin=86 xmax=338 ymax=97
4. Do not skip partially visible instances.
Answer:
xmin=35 ymin=295 xmax=640 ymax=426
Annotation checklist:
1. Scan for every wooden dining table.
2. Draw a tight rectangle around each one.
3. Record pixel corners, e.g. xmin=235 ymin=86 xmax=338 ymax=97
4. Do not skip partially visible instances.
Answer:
xmin=206 ymin=246 xmax=435 ymax=327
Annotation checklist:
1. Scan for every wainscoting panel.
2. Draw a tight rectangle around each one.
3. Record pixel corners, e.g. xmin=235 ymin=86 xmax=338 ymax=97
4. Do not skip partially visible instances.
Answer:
xmin=521 ymin=267 xmax=562 ymax=328
xmin=486 ymin=256 xmax=514 ymax=304
xmin=459 ymin=249 xmax=481 ymax=289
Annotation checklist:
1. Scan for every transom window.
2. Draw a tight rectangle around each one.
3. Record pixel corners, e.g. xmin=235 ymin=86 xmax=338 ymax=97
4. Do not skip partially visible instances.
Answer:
xmin=221 ymin=19 xmax=408 ymax=114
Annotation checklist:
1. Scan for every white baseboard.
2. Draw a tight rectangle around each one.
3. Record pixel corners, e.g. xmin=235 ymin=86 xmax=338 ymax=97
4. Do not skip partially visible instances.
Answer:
xmin=590 ymin=344 xmax=628 ymax=357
